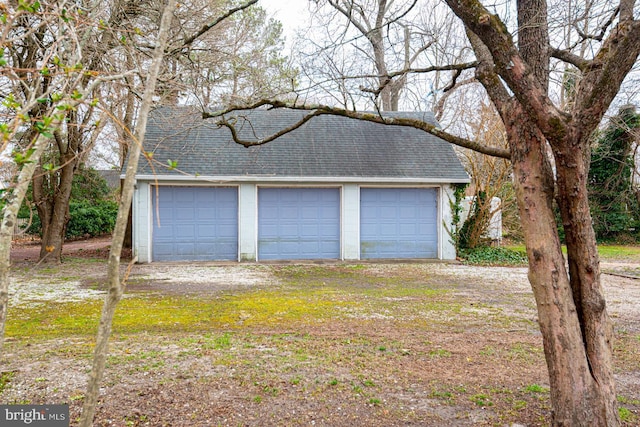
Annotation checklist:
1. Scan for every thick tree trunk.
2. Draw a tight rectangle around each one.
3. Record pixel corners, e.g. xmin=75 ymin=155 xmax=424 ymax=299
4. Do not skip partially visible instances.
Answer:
xmin=506 ymin=109 xmax=617 ymax=426
xmin=553 ymin=137 xmax=618 ymax=425
xmin=34 ymin=155 xmax=78 ymax=263
xmin=456 ymin=0 xmax=625 ymax=422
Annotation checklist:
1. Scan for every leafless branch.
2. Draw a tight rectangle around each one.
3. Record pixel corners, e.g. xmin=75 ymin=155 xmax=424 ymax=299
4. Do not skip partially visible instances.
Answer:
xmin=573 ymin=6 xmax=619 ymax=43
xmin=172 ymin=0 xmax=258 ymax=53
xmin=550 ymin=48 xmax=591 ymax=71
xmin=359 ymin=61 xmax=478 ymax=95
xmin=203 ymin=100 xmax=511 ymax=159
xmin=215 ymin=109 xmax=324 ymax=147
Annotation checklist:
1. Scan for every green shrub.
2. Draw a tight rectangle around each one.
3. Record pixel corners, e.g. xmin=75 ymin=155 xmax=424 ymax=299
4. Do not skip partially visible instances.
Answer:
xmin=21 ymin=200 xmax=118 ymax=239
xmin=460 ymin=246 xmax=527 ymax=266
xmin=588 ymin=106 xmax=640 ymax=243
xmin=65 ymin=200 xmax=118 ymax=238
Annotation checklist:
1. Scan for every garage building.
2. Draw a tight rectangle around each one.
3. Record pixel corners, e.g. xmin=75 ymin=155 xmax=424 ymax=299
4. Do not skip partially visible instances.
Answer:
xmin=131 ymin=107 xmax=469 ymax=262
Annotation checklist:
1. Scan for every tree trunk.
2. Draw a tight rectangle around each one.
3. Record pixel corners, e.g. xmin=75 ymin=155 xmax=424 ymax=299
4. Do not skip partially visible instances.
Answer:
xmin=78 ymin=0 xmax=177 ymax=424
xmin=553 ymin=135 xmax=618 ymax=424
xmin=34 ymin=154 xmax=78 ymax=263
xmin=506 ymin=107 xmax=617 ymax=426
xmin=453 ymin=0 xmax=628 ymax=422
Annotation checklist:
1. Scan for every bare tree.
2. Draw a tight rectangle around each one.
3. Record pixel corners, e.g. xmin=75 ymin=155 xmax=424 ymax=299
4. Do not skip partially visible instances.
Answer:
xmin=0 ymin=0 xmax=134 ymax=354
xmin=3 ymin=0 xmax=159 ymax=264
xmin=297 ymin=0 xmax=472 ymax=112
xmin=457 ymin=102 xmax=514 ymax=248
xmin=79 ymin=1 xmax=273 ymax=423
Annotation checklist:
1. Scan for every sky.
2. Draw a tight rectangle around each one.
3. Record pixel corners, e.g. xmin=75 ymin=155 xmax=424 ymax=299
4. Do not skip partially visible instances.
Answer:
xmin=259 ymin=0 xmax=311 ymax=47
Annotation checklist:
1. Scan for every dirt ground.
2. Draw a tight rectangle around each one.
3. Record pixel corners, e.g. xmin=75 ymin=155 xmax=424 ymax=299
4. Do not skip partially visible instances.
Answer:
xmin=2 ymin=238 xmax=640 ymax=426
xmin=9 ymin=235 xmax=122 ymax=263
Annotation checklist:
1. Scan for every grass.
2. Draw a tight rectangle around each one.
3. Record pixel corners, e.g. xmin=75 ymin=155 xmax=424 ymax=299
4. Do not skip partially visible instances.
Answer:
xmin=523 ymin=384 xmax=548 ymax=394
xmin=5 ymin=262 xmax=639 ymax=426
xmin=505 ymin=243 xmax=640 ymax=261
xmin=619 ymin=407 xmax=636 ymax=423
xmin=470 ymin=393 xmax=493 ymax=407
xmin=597 ymin=244 xmax=640 ymax=260
xmin=6 ymin=288 xmax=358 ymax=340
xmin=0 ymin=371 xmax=15 ymax=393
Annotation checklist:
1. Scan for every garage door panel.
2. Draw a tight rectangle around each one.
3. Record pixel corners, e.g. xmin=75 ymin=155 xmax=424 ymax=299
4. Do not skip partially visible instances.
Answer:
xmin=301 ymin=207 xmax=319 ymax=219
xmin=282 ymin=208 xmax=300 ymax=220
xmin=175 ymin=207 xmax=195 ymax=220
xmin=321 ymin=207 xmax=339 ymax=218
xmin=152 ymin=186 xmax=238 ymax=261
xmin=300 ymin=224 xmax=318 ymax=236
xmin=360 ymin=188 xmax=438 ymax=259
xmin=399 ymin=206 xmax=418 ymax=219
xmin=258 ymin=188 xmax=340 ymax=260
xmin=174 ymin=192 xmax=195 ymax=203
xmin=196 ymin=224 xmax=217 ymax=238
xmin=153 ymin=243 xmax=173 ymax=257
xmin=197 ymin=206 xmax=215 ymax=217
xmin=176 ymin=243 xmax=195 ymax=256
xmin=175 ymin=224 xmax=196 ymax=238
xmin=218 ymin=207 xmax=237 ymax=218
xmin=399 ymin=223 xmax=418 ymax=235
xmin=215 ymin=227 xmax=237 ymax=238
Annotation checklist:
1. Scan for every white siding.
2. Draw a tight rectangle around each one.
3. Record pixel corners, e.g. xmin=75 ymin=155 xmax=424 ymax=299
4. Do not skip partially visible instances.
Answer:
xmin=441 ymin=185 xmax=457 ymax=260
xmin=133 ymin=181 xmax=152 ymax=263
xmin=238 ymin=183 xmax=258 ymax=261
xmin=342 ymin=184 xmax=360 ymax=260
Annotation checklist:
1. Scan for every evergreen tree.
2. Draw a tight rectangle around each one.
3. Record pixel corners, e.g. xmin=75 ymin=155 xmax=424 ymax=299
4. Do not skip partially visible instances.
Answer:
xmin=589 ymin=105 xmax=640 ymax=241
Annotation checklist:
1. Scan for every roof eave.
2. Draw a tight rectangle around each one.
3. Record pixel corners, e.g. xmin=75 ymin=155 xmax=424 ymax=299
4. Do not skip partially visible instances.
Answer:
xmin=129 ymin=174 xmax=471 ymax=184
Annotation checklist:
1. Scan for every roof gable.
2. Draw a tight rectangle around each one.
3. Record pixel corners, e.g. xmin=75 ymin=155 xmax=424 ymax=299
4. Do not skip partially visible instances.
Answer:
xmin=137 ymin=106 xmax=469 ymax=182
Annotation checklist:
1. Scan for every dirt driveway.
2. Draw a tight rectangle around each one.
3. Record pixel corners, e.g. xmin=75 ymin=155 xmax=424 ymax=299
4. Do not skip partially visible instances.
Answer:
xmin=3 ymin=238 xmax=640 ymax=426
xmin=10 ymin=236 xmax=116 ymax=263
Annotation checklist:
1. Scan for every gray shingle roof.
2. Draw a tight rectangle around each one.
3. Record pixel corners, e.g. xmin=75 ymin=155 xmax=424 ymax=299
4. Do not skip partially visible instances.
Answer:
xmin=136 ymin=106 xmax=469 ymax=182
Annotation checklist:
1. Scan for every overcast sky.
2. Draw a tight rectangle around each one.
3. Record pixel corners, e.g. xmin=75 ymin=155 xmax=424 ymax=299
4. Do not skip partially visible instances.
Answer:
xmin=260 ymin=0 xmax=311 ymax=47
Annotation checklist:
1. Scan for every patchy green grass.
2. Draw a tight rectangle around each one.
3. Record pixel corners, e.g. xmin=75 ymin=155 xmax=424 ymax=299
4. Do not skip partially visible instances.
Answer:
xmin=6 ymin=265 xmax=461 ymax=341
xmin=0 ymin=371 xmax=15 ymax=393
xmin=597 ymin=245 xmax=640 ymax=261
xmin=505 ymin=244 xmax=640 ymax=261
xmin=5 ymin=263 xmax=638 ymax=426
xmin=619 ymin=406 xmax=636 ymax=424
xmin=7 ymin=289 xmax=358 ymax=340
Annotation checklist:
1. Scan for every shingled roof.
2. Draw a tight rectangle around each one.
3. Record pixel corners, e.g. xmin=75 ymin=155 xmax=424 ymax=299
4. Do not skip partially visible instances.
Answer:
xmin=137 ymin=106 xmax=469 ymax=183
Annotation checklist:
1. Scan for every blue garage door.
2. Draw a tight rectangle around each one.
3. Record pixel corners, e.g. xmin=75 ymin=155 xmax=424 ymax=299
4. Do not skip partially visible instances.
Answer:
xmin=152 ymin=186 xmax=238 ymax=261
xmin=360 ymin=188 xmax=438 ymax=259
xmin=258 ymin=188 xmax=340 ymax=260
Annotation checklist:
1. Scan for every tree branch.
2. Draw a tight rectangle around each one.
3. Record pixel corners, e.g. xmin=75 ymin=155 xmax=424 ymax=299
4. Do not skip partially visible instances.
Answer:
xmin=550 ymin=48 xmax=591 ymax=72
xmin=215 ymin=109 xmax=324 ymax=147
xmin=444 ymin=0 xmax=569 ymax=143
xmin=573 ymin=6 xmax=619 ymax=43
xmin=359 ymin=62 xmax=478 ymax=95
xmin=619 ymin=0 xmax=634 ymax=20
xmin=573 ymin=18 xmax=640 ymax=132
xmin=203 ymin=100 xmax=511 ymax=159
xmin=173 ymin=0 xmax=258 ymax=53
xmin=465 ymin=29 xmax=514 ymax=122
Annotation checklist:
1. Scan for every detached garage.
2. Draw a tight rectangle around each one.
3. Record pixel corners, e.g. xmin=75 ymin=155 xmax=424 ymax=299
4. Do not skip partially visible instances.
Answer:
xmin=130 ymin=107 xmax=469 ymax=262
